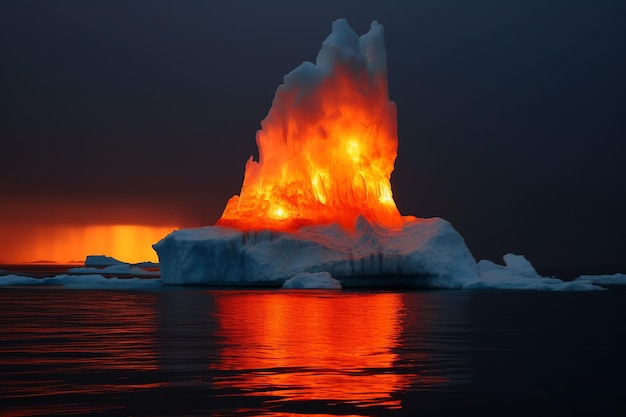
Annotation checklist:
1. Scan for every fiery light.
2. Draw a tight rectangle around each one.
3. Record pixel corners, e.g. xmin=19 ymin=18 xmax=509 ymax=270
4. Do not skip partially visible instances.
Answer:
xmin=0 ymin=224 xmax=177 ymax=264
xmin=211 ymin=291 xmax=415 ymax=408
xmin=218 ymin=20 xmax=404 ymax=231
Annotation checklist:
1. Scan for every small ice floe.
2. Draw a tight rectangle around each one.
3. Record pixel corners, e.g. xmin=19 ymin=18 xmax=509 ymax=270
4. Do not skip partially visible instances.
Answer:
xmin=69 ymin=264 xmax=158 ymax=276
xmin=0 ymin=274 xmax=162 ymax=290
xmin=283 ymin=272 xmax=342 ymax=289
xmin=574 ymin=273 xmax=626 ymax=285
xmin=467 ymin=254 xmax=604 ymax=291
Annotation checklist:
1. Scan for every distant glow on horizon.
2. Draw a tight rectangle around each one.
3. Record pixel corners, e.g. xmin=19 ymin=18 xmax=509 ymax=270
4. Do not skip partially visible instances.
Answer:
xmin=0 ymin=225 xmax=178 ymax=264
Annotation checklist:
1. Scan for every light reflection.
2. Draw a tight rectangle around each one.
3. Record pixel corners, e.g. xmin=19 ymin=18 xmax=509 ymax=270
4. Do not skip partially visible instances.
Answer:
xmin=1 ymin=289 xmax=468 ymax=416
xmin=211 ymin=291 xmax=449 ymax=410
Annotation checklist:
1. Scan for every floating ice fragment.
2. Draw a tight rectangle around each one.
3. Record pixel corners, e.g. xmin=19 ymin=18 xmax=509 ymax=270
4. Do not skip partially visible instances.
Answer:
xmin=470 ymin=254 xmax=604 ymax=291
xmin=0 ymin=274 xmax=162 ymax=290
xmin=85 ymin=255 xmax=127 ymax=267
xmin=574 ymin=273 xmax=626 ymax=285
xmin=283 ymin=272 xmax=342 ymax=289
xmin=69 ymin=264 xmax=158 ymax=276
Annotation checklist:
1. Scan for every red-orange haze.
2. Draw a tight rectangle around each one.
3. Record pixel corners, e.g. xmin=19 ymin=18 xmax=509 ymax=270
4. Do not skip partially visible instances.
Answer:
xmin=0 ymin=223 xmax=178 ymax=264
xmin=218 ymin=20 xmax=404 ymax=232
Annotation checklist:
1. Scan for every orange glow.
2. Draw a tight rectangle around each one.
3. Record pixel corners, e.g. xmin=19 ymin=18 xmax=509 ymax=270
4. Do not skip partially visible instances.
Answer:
xmin=0 ymin=224 xmax=178 ymax=264
xmin=217 ymin=25 xmax=403 ymax=232
xmin=211 ymin=292 xmax=446 ymax=409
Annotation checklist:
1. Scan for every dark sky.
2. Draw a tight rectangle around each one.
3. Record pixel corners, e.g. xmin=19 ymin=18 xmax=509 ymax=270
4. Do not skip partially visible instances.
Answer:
xmin=2 ymin=0 xmax=625 ymax=272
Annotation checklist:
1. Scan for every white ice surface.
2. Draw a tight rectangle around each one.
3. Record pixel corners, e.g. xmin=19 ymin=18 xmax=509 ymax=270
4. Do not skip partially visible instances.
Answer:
xmin=154 ymin=216 xmax=479 ymax=287
xmin=69 ymin=264 xmax=158 ymax=276
xmin=153 ymin=218 xmax=615 ymax=291
xmin=0 ymin=274 xmax=161 ymax=290
xmin=574 ymin=273 xmax=626 ymax=285
xmin=283 ymin=272 xmax=342 ymax=289
xmin=0 ymin=256 xmax=619 ymax=291
xmin=467 ymin=254 xmax=604 ymax=291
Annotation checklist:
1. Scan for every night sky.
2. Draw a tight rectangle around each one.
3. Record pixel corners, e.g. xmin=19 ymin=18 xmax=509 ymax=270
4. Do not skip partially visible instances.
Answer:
xmin=2 ymin=1 xmax=625 ymax=272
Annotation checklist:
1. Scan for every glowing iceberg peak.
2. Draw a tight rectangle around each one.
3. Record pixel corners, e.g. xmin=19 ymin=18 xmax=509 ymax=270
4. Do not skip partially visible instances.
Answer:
xmin=218 ymin=19 xmax=402 ymax=231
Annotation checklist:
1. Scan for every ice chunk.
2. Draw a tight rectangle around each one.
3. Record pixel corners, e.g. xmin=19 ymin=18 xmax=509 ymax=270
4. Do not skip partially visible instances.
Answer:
xmin=153 ymin=216 xmax=479 ymax=288
xmin=283 ymin=272 xmax=342 ymax=289
xmin=0 ymin=275 xmax=40 ymax=286
xmin=133 ymin=261 xmax=159 ymax=268
xmin=69 ymin=264 xmax=158 ymax=276
xmin=83 ymin=255 xmax=158 ymax=270
xmin=477 ymin=253 xmax=542 ymax=280
xmin=574 ymin=273 xmax=626 ymax=285
xmin=0 ymin=274 xmax=161 ymax=290
xmin=469 ymin=254 xmax=604 ymax=291
xmin=463 ymin=275 xmax=602 ymax=291
xmin=85 ymin=255 xmax=126 ymax=267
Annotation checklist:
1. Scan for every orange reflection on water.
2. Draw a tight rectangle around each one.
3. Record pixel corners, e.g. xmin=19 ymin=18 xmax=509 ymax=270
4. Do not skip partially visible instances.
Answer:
xmin=212 ymin=291 xmax=435 ymax=410
xmin=0 ymin=224 xmax=177 ymax=264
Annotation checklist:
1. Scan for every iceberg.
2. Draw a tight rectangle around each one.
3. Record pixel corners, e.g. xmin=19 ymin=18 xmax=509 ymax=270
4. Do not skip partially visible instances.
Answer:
xmin=153 ymin=20 xmax=482 ymax=288
xmin=83 ymin=255 xmax=159 ymax=270
xmin=85 ymin=255 xmax=126 ymax=267
xmin=151 ymin=20 xmax=614 ymax=291
xmin=154 ymin=224 xmax=606 ymax=290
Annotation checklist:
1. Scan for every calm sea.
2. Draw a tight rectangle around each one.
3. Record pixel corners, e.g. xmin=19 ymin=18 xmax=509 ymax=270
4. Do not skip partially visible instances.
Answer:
xmin=1 ymin=286 xmax=625 ymax=416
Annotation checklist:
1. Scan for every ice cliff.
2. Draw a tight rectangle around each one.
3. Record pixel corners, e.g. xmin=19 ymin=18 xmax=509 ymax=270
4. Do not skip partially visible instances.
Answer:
xmin=153 ymin=216 xmax=479 ymax=288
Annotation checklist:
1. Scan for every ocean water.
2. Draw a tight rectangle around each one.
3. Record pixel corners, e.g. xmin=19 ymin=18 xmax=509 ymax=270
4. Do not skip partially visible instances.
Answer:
xmin=1 ymin=286 xmax=625 ymax=416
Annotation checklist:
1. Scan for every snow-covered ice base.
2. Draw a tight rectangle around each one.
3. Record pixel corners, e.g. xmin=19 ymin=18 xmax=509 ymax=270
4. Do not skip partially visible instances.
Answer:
xmin=153 ymin=217 xmax=623 ymax=290
xmin=154 ymin=216 xmax=474 ymax=288
xmin=1 ymin=220 xmax=623 ymax=290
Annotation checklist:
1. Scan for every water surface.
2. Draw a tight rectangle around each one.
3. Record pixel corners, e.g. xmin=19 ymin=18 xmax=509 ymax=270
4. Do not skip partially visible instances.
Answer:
xmin=1 ymin=288 xmax=624 ymax=416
